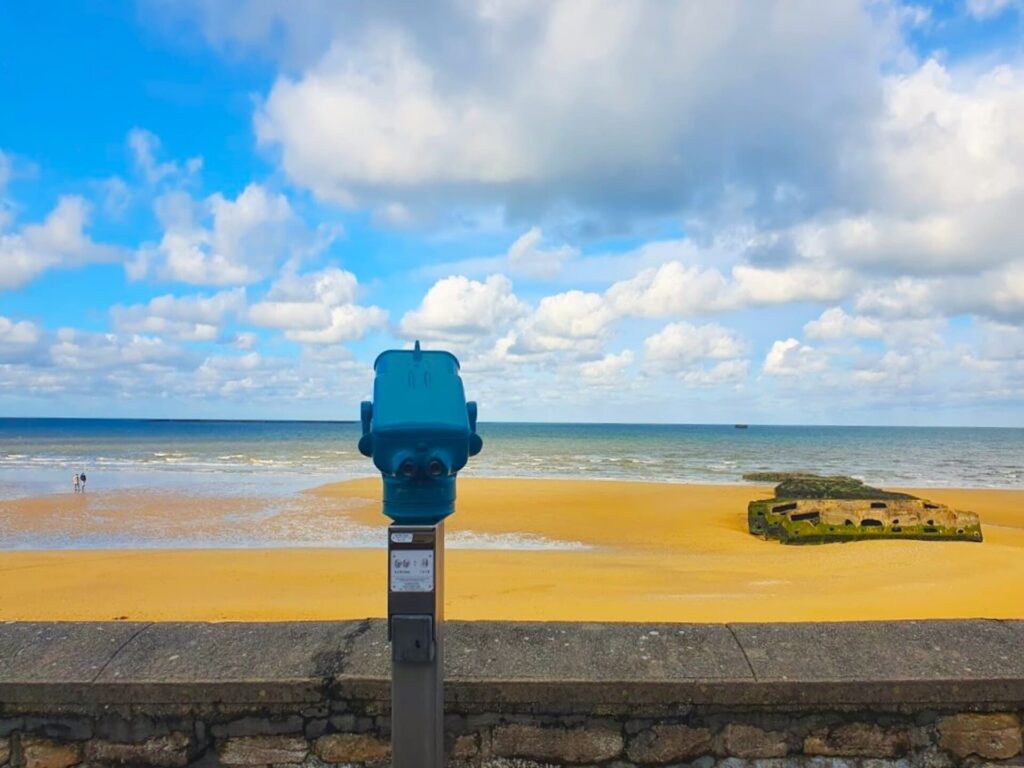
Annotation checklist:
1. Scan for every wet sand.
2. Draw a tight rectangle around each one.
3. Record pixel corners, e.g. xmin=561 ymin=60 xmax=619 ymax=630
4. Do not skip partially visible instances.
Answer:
xmin=0 ymin=478 xmax=1022 ymax=622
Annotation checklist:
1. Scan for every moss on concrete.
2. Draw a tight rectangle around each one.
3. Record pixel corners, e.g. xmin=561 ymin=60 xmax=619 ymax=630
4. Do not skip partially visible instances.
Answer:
xmin=742 ymin=472 xmax=916 ymax=500
xmin=746 ymin=474 xmax=982 ymax=545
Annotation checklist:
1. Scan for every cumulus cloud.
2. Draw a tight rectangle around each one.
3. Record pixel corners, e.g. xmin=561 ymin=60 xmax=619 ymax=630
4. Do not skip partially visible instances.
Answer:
xmin=645 ymin=321 xmax=747 ymax=366
xmin=0 ymin=315 xmax=44 ymax=364
xmin=111 ymin=288 xmax=246 ymax=342
xmin=0 ymin=149 xmax=10 ymax=192
xmin=505 ymin=227 xmax=578 ymax=279
xmin=132 ymin=184 xmax=314 ymax=285
xmin=607 ymin=262 xmax=729 ymax=317
xmin=49 ymin=329 xmax=188 ymax=372
xmin=850 ymin=264 xmax=1024 ymax=324
xmin=804 ymin=307 xmax=885 ymax=340
xmin=421 ymin=226 xmax=579 ymax=281
xmin=399 ymin=274 xmax=528 ymax=345
xmin=511 ymin=291 xmax=616 ymax=355
xmin=128 ymin=128 xmax=202 ymax=185
xmin=0 ymin=196 xmax=121 ymax=290
xmin=580 ymin=350 xmax=635 ymax=381
xmin=248 ymin=266 xmax=387 ymax=344
xmin=243 ymin=0 xmax=887 ymax=220
xmin=643 ymin=321 xmax=749 ymax=385
xmin=965 ymin=0 xmax=1019 ymax=18
xmin=763 ymin=338 xmax=828 ymax=377
xmin=769 ymin=59 xmax=1024 ymax=281
xmin=605 ymin=259 xmax=852 ymax=318
xmin=679 ymin=358 xmax=750 ymax=386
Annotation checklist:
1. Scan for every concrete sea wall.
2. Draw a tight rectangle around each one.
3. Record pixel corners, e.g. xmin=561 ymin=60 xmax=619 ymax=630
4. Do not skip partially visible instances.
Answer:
xmin=1 ymin=620 xmax=1022 ymax=767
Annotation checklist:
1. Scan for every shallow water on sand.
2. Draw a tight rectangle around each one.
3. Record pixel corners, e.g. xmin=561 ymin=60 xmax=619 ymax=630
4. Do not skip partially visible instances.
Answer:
xmin=1 ymin=419 xmax=1021 ymax=549
xmin=1 ymin=419 xmax=1021 ymax=496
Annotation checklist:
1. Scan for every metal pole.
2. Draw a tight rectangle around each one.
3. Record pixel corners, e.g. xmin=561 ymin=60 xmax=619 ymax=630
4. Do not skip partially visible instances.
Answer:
xmin=388 ymin=522 xmax=444 ymax=767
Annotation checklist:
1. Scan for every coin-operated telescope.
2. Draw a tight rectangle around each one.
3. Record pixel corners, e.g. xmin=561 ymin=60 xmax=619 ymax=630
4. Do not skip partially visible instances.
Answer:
xmin=358 ymin=340 xmax=482 ymax=524
xmin=358 ymin=340 xmax=481 ymax=768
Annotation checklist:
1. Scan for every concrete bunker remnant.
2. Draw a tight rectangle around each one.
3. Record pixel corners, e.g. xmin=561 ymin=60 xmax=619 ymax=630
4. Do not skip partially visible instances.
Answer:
xmin=745 ymin=473 xmax=983 ymax=545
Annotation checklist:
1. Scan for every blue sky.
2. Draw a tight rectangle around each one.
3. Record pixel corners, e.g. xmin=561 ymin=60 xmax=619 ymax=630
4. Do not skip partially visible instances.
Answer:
xmin=1 ymin=0 xmax=1023 ymax=425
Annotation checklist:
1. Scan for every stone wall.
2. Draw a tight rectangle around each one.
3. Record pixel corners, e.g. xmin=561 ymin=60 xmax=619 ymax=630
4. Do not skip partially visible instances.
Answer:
xmin=1 ymin=619 xmax=1023 ymax=767
xmin=2 ymin=703 xmax=1022 ymax=766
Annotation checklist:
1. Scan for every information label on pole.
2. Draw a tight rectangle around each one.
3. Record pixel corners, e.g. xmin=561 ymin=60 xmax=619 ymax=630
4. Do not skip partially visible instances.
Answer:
xmin=390 ymin=550 xmax=434 ymax=592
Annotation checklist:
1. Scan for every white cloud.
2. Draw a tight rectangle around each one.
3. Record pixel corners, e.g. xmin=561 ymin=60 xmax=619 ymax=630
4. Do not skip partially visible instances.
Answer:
xmin=0 ymin=196 xmax=121 ymax=290
xmin=420 ymin=226 xmax=581 ymax=281
xmin=730 ymin=265 xmax=853 ymax=306
xmin=0 ymin=149 xmax=10 ymax=193
xmin=640 ymin=321 xmax=749 ymax=386
xmin=763 ymin=338 xmax=828 ymax=377
xmin=399 ymin=274 xmax=528 ymax=345
xmin=504 ymin=289 xmax=617 ymax=359
xmin=248 ymin=301 xmax=330 ymax=331
xmin=853 ymin=278 xmax=935 ymax=319
xmin=0 ymin=316 xmax=40 ymax=345
xmin=505 ymin=227 xmax=578 ymax=279
xmin=248 ymin=1 xmax=888 ymax=218
xmin=776 ymin=59 xmax=1024 ymax=278
xmin=49 ymin=329 xmax=188 ymax=372
xmin=965 ymin=0 xmax=1018 ymax=18
xmin=851 ymin=263 xmax=1024 ymax=324
xmin=897 ymin=4 xmax=932 ymax=27
xmin=111 ymin=288 xmax=246 ymax=342
xmin=680 ymin=358 xmax=750 ymax=386
xmin=644 ymin=321 xmax=747 ymax=367
xmin=606 ymin=261 xmax=729 ymax=317
xmin=605 ymin=259 xmax=851 ymax=318
xmin=128 ymin=128 xmax=202 ymax=185
xmin=248 ymin=266 xmax=387 ymax=344
xmin=580 ymin=350 xmax=635 ymax=381
xmin=0 ymin=315 xmax=43 ymax=364
xmin=134 ymin=184 xmax=311 ymax=285
xmin=804 ymin=307 xmax=885 ymax=340
xmin=285 ymin=304 xmax=388 ymax=344
xmin=232 ymin=331 xmax=260 ymax=350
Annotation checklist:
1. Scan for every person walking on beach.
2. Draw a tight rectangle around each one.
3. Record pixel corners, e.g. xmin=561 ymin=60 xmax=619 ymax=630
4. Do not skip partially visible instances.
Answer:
xmin=79 ymin=472 xmax=87 ymax=492
xmin=73 ymin=473 xmax=80 ymax=493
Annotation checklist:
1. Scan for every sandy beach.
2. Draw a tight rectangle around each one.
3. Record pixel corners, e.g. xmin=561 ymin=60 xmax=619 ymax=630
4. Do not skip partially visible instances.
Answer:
xmin=0 ymin=477 xmax=1022 ymax=622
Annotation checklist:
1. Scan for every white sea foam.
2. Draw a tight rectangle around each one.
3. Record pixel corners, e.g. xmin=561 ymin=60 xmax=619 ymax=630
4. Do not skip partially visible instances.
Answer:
xmin=447 ymin=531 xmax=590 ymax=551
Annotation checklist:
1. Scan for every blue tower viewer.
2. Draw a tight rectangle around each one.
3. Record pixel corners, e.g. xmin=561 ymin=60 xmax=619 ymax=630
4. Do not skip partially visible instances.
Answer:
xmin=358 ymin=341 xmax=483 ymax=524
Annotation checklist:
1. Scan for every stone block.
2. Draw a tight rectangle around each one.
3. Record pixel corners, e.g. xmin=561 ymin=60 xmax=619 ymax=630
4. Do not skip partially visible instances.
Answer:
xmin=452 ymin=733 xmax=478 ymax=759
xmin=492 ymin=724 xmax=623 ymax=763
xmin=23 ymin=717 xmax=92 ymax=741
xmin=936 ymin=712 xmax=1022 ymax=760
xmin=84 ymin=732 xmax=191 ymax=766
xmin=94 ymin=714 xmax=168 ymax=743
xmin=0 ymin=736 xmax=9 ymax=766
xmin=625 ymin=724 xmax=712 ymax=763
xmin=803 ymin=723 xmax=911 ymax=758
xmin=21 ymin=737 xmax=83 ymax=768
xmin=217 ymin=735 xmax=309 ymax=766
xmin=328 ymin=714 xmax=357 ymax=732
xmin=313 ymin=733 xmax=390 ymax=763
xmin=304 ymin=718 xmax=328 ymax=739
xmin=211 ymin=716 xmax=304 ymax=738
xmin=719 ymin=723 xmax=789 ymax=758
xmin=0 ymin=720 xmax=22 ymax=739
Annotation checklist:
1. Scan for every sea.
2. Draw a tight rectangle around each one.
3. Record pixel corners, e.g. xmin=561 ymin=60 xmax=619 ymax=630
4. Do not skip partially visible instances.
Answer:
xmin=1 ymin=418 xmax=1020 ymax=549
xmin=1 ymin=418 xmax=1021 ymax=498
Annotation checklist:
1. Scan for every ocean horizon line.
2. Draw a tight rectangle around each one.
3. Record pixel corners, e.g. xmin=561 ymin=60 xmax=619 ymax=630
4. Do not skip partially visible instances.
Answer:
xmin=1 ymin=416 xmax=1022 ymax=431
